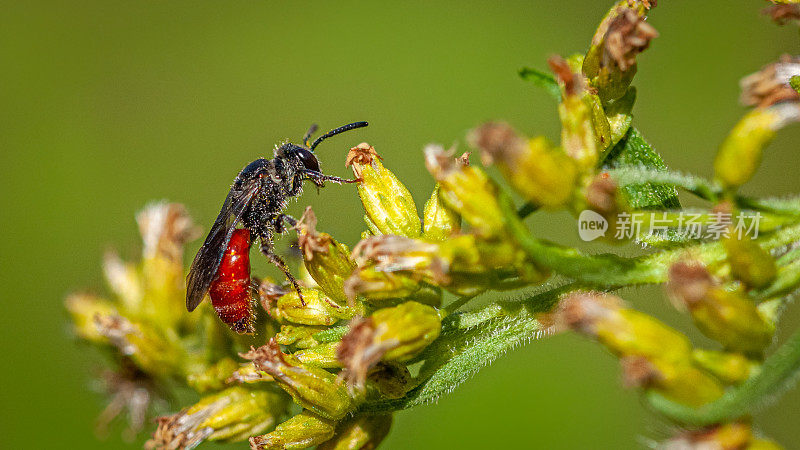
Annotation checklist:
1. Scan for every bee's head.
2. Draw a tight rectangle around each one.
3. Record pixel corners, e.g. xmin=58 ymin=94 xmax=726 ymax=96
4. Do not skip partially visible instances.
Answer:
xmin=276 ymin=143 xmax=322 ymax=172
xmin=275 ymin=122 xmax=368 ymax=186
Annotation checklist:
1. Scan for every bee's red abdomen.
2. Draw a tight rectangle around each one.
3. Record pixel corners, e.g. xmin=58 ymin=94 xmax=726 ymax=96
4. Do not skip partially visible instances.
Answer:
xmin=209 ymin=229 xmax=254 ymax=334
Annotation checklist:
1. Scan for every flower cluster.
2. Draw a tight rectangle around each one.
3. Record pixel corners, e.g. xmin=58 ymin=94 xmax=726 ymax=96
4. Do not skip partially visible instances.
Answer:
xmin=66 ymin=0 xmax=800 ymax=448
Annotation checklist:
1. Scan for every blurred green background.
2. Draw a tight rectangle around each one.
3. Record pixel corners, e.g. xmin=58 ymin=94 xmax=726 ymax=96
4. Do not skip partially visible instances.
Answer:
xmin=2 ymin=1 xmax=799 ymax=448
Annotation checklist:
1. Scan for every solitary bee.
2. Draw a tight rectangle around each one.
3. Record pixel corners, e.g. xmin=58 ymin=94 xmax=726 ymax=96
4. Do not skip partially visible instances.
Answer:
xmin=186 ymin=122 xmax=368 ymax=315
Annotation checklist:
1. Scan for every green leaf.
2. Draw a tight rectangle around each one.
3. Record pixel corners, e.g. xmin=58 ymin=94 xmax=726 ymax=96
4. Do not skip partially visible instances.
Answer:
xmin=361 ymin=284 xmax=572 ymax=412
xmin=602 ymin=127 xmax=681 ymax=210
xmin=519 ymin=67 xmax=561 ymax=100
xmin=647 ymin=327 xmax=800 ymax=426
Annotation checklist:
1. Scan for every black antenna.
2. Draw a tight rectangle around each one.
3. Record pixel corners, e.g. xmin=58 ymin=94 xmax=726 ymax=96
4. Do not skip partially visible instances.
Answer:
xmin=309 ymin=121 xmax=368 ymax=151
xmin=302 ymin=123 xmax=318 ymax=147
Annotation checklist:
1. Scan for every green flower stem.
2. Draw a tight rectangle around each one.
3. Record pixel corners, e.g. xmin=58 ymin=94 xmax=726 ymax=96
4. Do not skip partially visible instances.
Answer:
xmin=607 ymin=167 xmax=800 ymax=218
xmin=605 ymin=167 xmax=720 ymax=202
xmin=441 ymin=295 xmax=478 ymax=317
xmin=500 ymin=191 xmax=800 ymax=287
xmin=647 ymin=327 xmax=800 ymax=427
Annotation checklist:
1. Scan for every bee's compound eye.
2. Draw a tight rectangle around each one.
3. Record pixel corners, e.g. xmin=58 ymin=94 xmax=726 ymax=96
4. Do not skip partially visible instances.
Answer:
xmin=297 ymin=148 xmax=321 ymax=173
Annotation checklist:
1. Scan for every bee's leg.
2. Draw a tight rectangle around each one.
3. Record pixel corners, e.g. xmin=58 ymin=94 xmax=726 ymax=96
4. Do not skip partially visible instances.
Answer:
xmin=258 ymin=231 xmax=305 ymax=306
xmin=272 ymin=214 xmax=298 ymax=234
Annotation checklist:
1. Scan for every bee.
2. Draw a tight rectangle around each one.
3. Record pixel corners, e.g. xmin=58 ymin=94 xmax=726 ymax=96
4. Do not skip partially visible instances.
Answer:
xmin=186 ymin=122 xmax=368 ymax=316
xmin=207 ymin=228 xmax=254 ymax=334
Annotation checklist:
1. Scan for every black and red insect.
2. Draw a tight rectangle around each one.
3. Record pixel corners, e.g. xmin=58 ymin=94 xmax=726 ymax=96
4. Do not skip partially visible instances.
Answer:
xmin=186 ymin=122 xmax=367 ymax=332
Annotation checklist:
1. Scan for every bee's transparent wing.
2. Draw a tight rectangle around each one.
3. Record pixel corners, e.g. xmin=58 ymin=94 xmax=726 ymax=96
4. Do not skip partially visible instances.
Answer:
xmin=185 ymin=179 xmax=259 ymax=311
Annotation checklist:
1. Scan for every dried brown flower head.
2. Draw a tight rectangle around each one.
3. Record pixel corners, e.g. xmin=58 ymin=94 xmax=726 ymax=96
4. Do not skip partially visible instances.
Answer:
xmin=97 ymin=363 xmax=160 ymax=441
xmin=585 ymin=173 xmax=619 ymax=216
xmin=336 ymin=317 xmax=390 ymax=393
xmin=763 ymin=3 xmax=800 ymax=26
xmin=137 ymin=202 xmax=201 ymax=263
xmin=467 ymin=122 xmax=526 ymax=166
xmin=627 ymin=0 xmax=656 ymax=9
xmin=547 ymin=55 xmax=583 ymax=96
xmin=740 ymin=54 xmax=800 ymax=108
xmin=294 ymin=206 xmax=331 ymax=260
xmin=240 ymin=340 xmax=288 ymax=375
xmin=603 ymin=9 xmax=658 ymax=72
xmin=552 ymin=291 xmax=624 ymax=334
xmin=94 ymin=314 xmax=138 ymax=355
xmin=620 ymin=355 xmax=662 ymax=388
xmin=666 ymin=261 xmax=715 ymax=308
xmin=345 ymin=143 xmax=381 ymax=178
xmin=423 ymin=144 xmax=470 ymax=180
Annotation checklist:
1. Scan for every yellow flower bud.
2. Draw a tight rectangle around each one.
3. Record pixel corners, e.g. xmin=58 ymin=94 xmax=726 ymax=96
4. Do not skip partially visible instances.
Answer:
xmin=370 ymin=301 xmax=442 ymax=361
xmin=64 ymin=293 xmax=119 ymax=343
xmin=582 ymin=5 xmax=656 ymax=104
xmin=242 ymin=340 xmax=359 ymax=420
xmin=667 ymin=261 xmax=775 ymax=355
xmin=547 ymin=56 xmax=600 ymax=170
xmin=346 ymin=234 xmax=547 ymax=300
xmin=422 ymin=184 xmax=461 ymax=241
xmin=146 ymin=386 xmax=287 ymax=448
xmin=714 ymin=105 xmax=800 ymax=188
xmin=275 ymin=324 xmax=328 ymax=349
xmin=187 ymin=358 xmax=240 ymax=393
xmin=468 ymin=122 xmax=578 ymax=209
xmin=691 ymin=349 xmax=758 ymax=385
xmin=292 ymin=342 xmax=341 ymax=368
xmin=337 ymin=302 xmax=441 ymax=393
xmin=346 ymin=143 xmax=421 ymax=237
xmin=93 ymin=314 xmax=180 ymax=378
xmin=295 ymin=207 xmax=357 ymax=303
xmin=424 ymin=145 xmax=506 ymax=238
xmin=136 ymin=201 xmax=200 ymax=328
xmin=260 ymin=284 xmax=363 ymax=327
xmin=621 ymin=356 xmax=724 ymax=407
xmin=662 ymin=423 xmax=756 ymax=450
xmin=723 ymin=232 xmax=777 ymax=290
xmin=556 ymin=292 xmax=692 ymax=363
xmin=317 ymin=414 xmax=393 ymax=450
xmin=249 ymin=410 xmax=335 ymax=450
xmin=691 ymin=288 xmax=775 ymax=356
xmin=344 ymin=265 xmax=442 ymax=306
